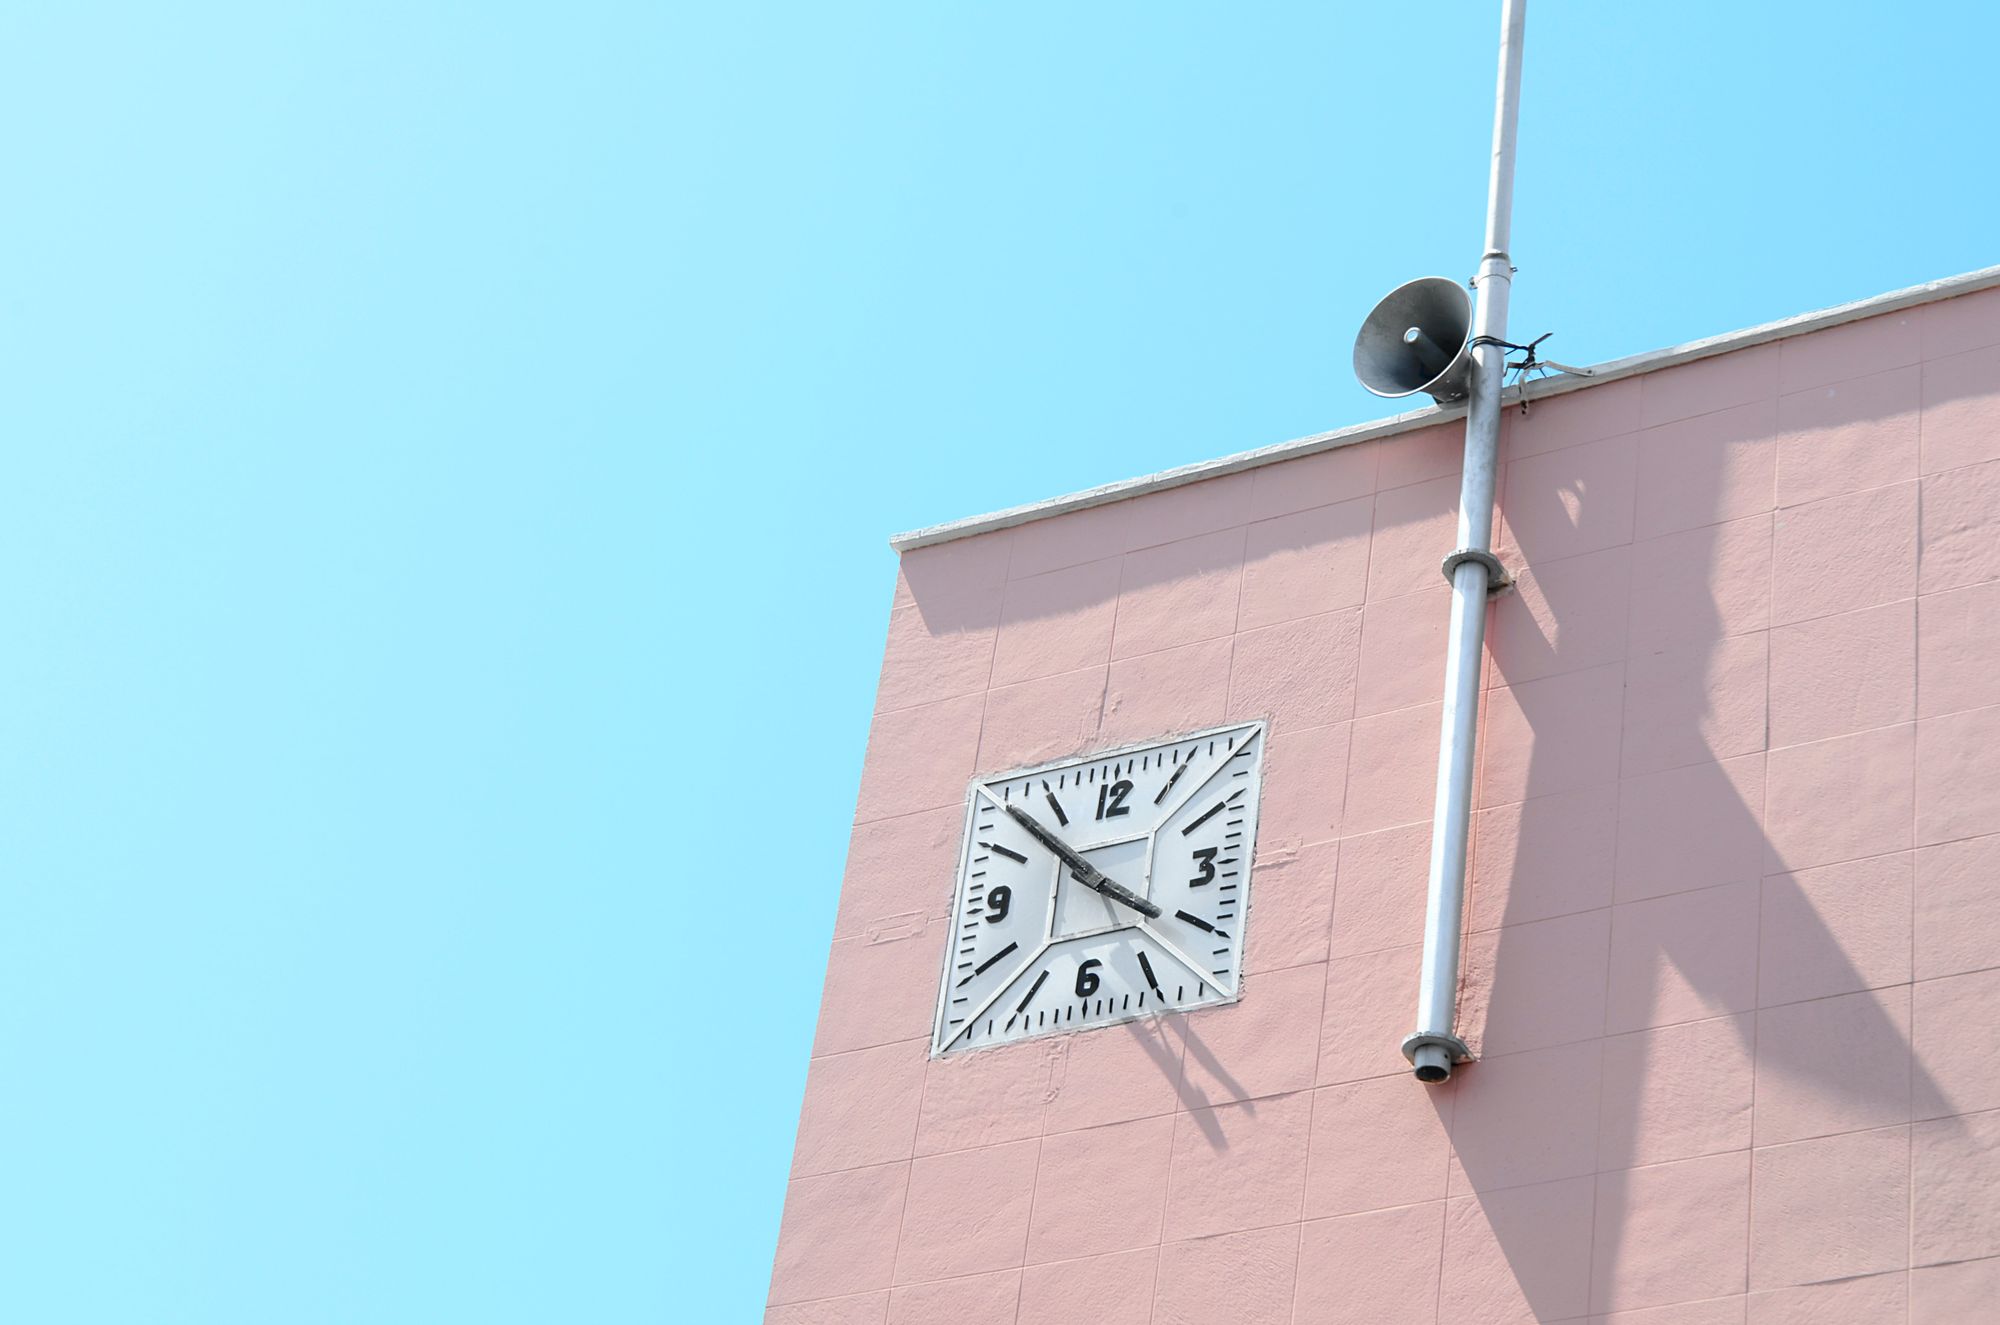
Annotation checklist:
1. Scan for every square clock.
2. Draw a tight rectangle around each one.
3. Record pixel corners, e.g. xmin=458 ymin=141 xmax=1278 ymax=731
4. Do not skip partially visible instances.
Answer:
xmin=931 ymin=721 xmax=1267 ymax=1056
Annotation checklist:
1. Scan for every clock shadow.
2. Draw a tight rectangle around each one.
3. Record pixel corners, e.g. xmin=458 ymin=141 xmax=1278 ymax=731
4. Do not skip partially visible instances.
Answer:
xmin=1121 ymin=1014 xmax=1249 ymax=1148
xmin=1446 ymin=382 xmax=1955 ymax=1318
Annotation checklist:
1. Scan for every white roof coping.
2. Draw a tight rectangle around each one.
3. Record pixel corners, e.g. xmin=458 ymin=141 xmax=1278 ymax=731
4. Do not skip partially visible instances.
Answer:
xmin=889 ymin=262 xmax=2000 ymax=553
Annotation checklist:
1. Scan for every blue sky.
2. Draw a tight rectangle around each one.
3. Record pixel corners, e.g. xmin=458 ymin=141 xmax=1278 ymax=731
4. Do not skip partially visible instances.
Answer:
xmin=0 ymin=3 xmax=1993 ymax=1321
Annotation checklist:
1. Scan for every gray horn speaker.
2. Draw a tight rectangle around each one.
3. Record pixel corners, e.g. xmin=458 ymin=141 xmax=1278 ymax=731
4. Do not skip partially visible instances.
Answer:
xmin=1353 ymin=276 xmax=1475 ymax=404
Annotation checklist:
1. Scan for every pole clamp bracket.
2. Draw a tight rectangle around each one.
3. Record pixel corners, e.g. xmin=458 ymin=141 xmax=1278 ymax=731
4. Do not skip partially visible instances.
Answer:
xmin=1441 ymin=547 xmax=1512 ymax=595
xmin=1401 ymin=1031 xmax=1474 ymax=1067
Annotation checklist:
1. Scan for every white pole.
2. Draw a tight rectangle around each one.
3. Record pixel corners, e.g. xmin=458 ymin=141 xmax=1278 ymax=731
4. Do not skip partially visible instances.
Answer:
xmin=1402 ymin=0 xmax=1526 ymax=1085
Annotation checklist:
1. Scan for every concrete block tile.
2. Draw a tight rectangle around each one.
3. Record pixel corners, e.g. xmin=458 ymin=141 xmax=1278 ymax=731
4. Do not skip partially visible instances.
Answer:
xmin=1590 ymin=1151 xmax=1751 ymax=1315
xmin=916 ymin=1037 xmax=1057 ymax=1156
xmin=1764 ymin=724 xmax=1914 ymax=874
xmin=1044 ymin=1016 xmax=1183 ymax=1133
xmin=1770 ymin=481 xmax=1918 ymax=626
xmin=1773 ymin=366 xmax=1920 ymax=508
xmin=1919 ymin=342 xmax=2000 ymax=474
xmin=1097 ymin=636 xmax=1233 ymax=748
xmin=1614 ymin=755 xmax=1766 ymax=904
xmin=1634 ymin=399 xmax=1779 ymax=542
xmin=1917 ymin=457 xmax=2000 ymax=595
xmin=1332 ymin=822 xmax=1430 ymax=957
xmin=1489 ymin=544 xmax=1633 ymax=687
xmin=1496 ymin=433 xmax=1639 ymax=564
xmin=1778 ymin=310 xmax=1921 ymax=394
xmin=1460 ymin=909 xmax=1612 ymax=1058
xmin=1744 ymin=1271 xmax=1907 ymax=1324
xmin=1151 ymin=1224 xmax=1300 ymax=1325
xmin=1305 ymin=1073 xmax=1452 ymax=1218
xmin=836 ymin=806 xmax=966 ymax=941
xmin=1110 ymin=527 xmax=1246 ymax=660
xmin=1238 ymin=496 xmax=1372 ymax=631
xmin=1916 ymin=704 xmax=2000 ymax=845
xmin=1247 ymin=440 xmax=1379 ymax=521
xmin=975 ymin=667 xmax=1107 ymax=774
xmin=1605 ymin=882 xmax=1760 ymax=1035
xmin=1026 ymin=1114 xmax=1174 ymax=1263
xmin=1767 ymin=599 xmax=1914 ymax=747
xmin=1917 ymin=580 xmax=2000 ymax=718
xmin=886 ymin=1269 xmax=1019 ymax=1325
xmin=1440 ymin=1175 xmax=1596 ymax=1324
xmin=1471 ymin=782 xmax=1619 ymax=930
xmin=1294 ymin=1201 xmax=1447 ymax=1324
xmin=894 ymin=1138 xmax=1041 ymax=1282
xmin=1621 ymin=633 xmax=1768 ymax=778
xmin=1752 ymin=987 xmax=1912 ymax=1146
xmin=1596 ymin=1297 xmax=1748 ymax=1325
xmin=1748 ymin=1126 xmax=1910 ymax=1290
xmin=854 ymin=694 xmax=986 ymax=824
xmin=1355 ymin=586 xmax=1451 ymax=717
xmin=766 ymin=1291 xmax=890 ymax=1325
xmin=896 ymin=529 xmax=1012 ymax=612
xmin=1914 ymin=834 xmax=2000 ymax=980
xmin=1368 ymin=475 xmax=1461 ymax=601
xmin=1758 ymin=853 xmax=1913 ymax=1007
xmin=1119 ymin=471 xmax=1254 ymax=554
xmin=878 ymin=600 xmax=999 ymax=714
xmin=815 ymin=920 xmax=954 ymax=1057
xmin=1598 ymin=1013 xmax=1755 ymax=1170
xmin=1245 ymin=838 xmax=1335 ymax=972
xmin=989 ymin=557 xmax=1121 ymax=687
xmin=1911 ymin=1108 xmax=2000 ymax=1266
xmin=1912 ymin=967 xmax=2000 ymax=1119
xmin=1007 ymin=503 xmax=1135 ymax=580
xmin=793 ymin=1039 xmax=929 ymax=1178
xmin=1178 ymin=962 xmax=1326 ymax=1107
xmin=1377 ymin=422 xmax=1465 ymax=489
xmin=1909 ymin=1256 xmax=2000 ymax=1324
xmin=1628 ymin=514 xmax=1772 ymax=655
xmin=1017 ymin=1247 xmax=1156 ymax=1325
xmin=1225 ymin=608 xmax=1362 ymax=732
xmin=1482 ymin=662 xmax=1625 ymax=806
xmin=770 ymin=1162 xmax=911 ymax=1304
xmin=1318 ymin=943 xmax=1424 ymax=1086
xmin=1254 ymin=720 xmax=1349 ymax=851
xmin=1510 ymin=376 xmax=1642 ymax=459
xmin=1639 ymin=341 xmax=1778 ymax=428
xmin=1343 ymin=703 xmax=1437 ymax=836
xmin=1447 ymin=1039 xmax=1604 ymax=1194
xmin=1921 ymin=284 xmax=2000 ymax=356
xmin=1161 ymin=1090 xmax=1311 ymax=1240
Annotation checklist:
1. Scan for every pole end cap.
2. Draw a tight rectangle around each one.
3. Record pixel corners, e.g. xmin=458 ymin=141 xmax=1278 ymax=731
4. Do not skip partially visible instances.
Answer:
xmin=1402 ymin=1032 xmax=1474 ymax=1084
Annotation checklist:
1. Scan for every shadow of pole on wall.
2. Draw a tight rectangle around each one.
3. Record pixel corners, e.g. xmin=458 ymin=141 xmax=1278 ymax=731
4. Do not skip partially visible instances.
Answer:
xmin=1441 ymin=373 xmax=1955 ymax=1319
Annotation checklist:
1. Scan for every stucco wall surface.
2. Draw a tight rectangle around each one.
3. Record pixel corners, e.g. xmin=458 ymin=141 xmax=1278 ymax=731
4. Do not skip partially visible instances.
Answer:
xmin=769 ymin=284 xmax=2000 ymax=1324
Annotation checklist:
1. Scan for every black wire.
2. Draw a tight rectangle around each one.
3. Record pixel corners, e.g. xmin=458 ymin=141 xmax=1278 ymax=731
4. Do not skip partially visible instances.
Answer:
xmin=1470 ymin=332 xmax=1557 ymax=412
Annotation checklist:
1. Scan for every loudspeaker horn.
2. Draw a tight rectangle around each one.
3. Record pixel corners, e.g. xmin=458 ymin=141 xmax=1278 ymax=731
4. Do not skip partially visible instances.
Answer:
xmin=1353 ymin=276 xmax=1475 ymax=404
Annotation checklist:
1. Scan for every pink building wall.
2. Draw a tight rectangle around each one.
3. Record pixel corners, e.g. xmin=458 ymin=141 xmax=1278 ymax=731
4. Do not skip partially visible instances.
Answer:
xmin=769 ymin=281 xmax=2000 ymax=1324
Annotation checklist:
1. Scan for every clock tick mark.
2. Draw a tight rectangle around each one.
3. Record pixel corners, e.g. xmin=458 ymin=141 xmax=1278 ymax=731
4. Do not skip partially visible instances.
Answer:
xmin=1137 ymin=951 xmax=1164 ymax=999
xmin=957 ymin=941 xmax=1019 ymax=986
xmin=1181 ymin=801 xmax=1226 ymax=835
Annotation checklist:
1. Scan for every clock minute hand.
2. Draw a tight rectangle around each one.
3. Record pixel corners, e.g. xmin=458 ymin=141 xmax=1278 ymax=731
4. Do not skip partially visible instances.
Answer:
xmin=1003 ymin=803 xmax=1163 ymax=920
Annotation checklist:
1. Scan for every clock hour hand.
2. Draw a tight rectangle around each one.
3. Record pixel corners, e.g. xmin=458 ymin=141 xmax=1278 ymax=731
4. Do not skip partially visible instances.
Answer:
xmin=1003 ymin=803 xmax=1163 ymax=920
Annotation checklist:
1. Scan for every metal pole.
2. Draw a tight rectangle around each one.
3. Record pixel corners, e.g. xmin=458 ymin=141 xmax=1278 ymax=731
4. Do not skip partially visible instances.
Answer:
xmin=1402 ymin=0 xmax=1526 ymax=1085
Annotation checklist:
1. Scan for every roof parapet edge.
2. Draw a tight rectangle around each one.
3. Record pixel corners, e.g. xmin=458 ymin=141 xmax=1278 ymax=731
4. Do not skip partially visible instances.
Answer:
xmin=889 ymin=262 xmax=2000 ymax=553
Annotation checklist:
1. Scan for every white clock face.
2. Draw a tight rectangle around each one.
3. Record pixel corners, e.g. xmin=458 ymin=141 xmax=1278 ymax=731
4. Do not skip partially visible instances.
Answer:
xmin=931 ymin=721 xmax=1267 ymax=1056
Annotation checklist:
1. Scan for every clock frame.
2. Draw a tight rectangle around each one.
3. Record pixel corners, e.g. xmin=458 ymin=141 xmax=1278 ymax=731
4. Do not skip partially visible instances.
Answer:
xmin=930 ymin=720 xmax=1267 ymax=1057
